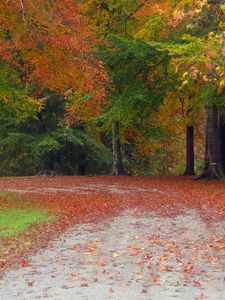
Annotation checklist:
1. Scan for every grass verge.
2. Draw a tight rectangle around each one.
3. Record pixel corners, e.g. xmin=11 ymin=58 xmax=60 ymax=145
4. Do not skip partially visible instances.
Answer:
xmin=0 ymin=191 xmax=56 ymax=237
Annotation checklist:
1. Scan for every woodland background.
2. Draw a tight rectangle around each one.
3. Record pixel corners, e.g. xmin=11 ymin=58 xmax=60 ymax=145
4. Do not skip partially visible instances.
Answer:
xmin=0 ymin=0 xmax=224 ymax=178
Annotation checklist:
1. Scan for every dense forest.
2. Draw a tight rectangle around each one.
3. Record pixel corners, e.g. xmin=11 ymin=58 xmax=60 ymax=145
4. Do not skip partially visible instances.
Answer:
xmin=0 ymin=0 xmax=224 ymax=178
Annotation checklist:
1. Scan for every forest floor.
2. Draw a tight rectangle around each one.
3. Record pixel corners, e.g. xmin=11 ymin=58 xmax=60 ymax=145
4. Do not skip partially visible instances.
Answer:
xmin=0 ymin=176 xmax=224 ymax=299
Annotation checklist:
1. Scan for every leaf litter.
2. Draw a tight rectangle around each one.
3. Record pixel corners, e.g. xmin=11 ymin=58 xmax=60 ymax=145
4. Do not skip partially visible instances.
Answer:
xmin=0 ymin=176 xmax=224 ymax=299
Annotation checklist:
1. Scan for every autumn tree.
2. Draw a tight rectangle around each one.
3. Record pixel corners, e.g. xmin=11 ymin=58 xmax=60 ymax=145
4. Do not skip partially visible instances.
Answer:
xmin=1 ymin=0 xmax=224 ymax=178
xmin=172 ymin=0 xmax=225 ymax=179
xmin=85 ymin=0 xmax=146 ymax=175
xmin=133 ymin=0 xmax=225 ymax=178
xmin=168 ymin=0 xmax=225 ymax=179
xmin=0 ymin=0 xmax=109 ymax=174
xmin=0 ymin=0 xmax=109 ymax=119
xmin=85 ymin=0 xmax=173 ymax=175
xmin=99 ymin=35 xmax=168 ymax=175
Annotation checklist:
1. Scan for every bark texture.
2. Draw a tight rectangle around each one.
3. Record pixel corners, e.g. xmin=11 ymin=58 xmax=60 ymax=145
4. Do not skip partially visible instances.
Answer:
xmin=220 ymin=120 xmax=225 ymax=173
xmin=112 ymin=121 xmax=128 ymax=176
xmin=184 ymin=125 xmax=195 ymax=176
xmin=198 ymin=105 xmax=224 ymax=179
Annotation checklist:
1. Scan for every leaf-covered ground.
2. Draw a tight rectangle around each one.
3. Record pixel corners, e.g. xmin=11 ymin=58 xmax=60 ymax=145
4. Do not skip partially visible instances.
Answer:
xmin=0 ymin=176 xmax=224 ymax=299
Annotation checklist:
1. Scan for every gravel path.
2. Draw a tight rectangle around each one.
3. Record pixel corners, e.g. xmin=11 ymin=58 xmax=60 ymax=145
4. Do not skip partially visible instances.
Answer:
xmin=0 ymin=207 xmax=224 ymax=300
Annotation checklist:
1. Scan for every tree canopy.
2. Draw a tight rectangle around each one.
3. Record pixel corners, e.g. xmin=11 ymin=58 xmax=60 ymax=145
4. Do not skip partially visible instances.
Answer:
xmin=0 ymin=0 xmax=224 ymax=178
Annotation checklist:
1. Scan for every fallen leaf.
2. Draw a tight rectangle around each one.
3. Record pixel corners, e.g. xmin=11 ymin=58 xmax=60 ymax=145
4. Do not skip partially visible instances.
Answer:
xmin=80 ymin=283 xmax=88 ymax=287
xmin=20 ymin=259 xmax=30 ymax=267
xmin=61 ymin=284 xmax=76 ymax=289
xmin=195 ymin=292 xmax=207 ymax=300
xmin=193 ymin=280 xmax=201 ymax=287
xmin=27 ymin=281 xmax=34 ymax=287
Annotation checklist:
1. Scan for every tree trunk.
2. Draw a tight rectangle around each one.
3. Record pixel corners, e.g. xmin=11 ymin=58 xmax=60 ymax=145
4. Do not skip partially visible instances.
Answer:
xmin=220 ymin=119 xmax=225 ymax=173
xmin=197 ymin=105 xmax=224 ymax=179
xmin=112 ymin=120 xmax=128 ymax=176
xmin=184 ymin=125 xmax=195 ymax=176
xmin=78 ymin=152 xmax=86 ymax=176
xmin=36 ymin=158 xmax=56 ymax=176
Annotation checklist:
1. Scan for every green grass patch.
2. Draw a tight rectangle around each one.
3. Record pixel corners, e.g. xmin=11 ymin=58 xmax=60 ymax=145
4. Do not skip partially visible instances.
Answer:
xmin=0 ymin=191 xmax=57 ymax=237
xmin=0 ymin=209 xmax=55 ymax=237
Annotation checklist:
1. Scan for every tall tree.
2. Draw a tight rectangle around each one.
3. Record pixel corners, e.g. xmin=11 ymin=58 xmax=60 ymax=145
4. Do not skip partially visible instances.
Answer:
xmin=174 ymin=0 xmax=225 ymax=179
xmin=0 ymin=0 xmax=109 ymax=174
xmin=133 ymin=0 xmax=204 ymax=176
xmin=85 ymin=0 xmax=147 ymax=175
xmin=86 ymin=0 xmax=171 ymax=175
xmin=139 ymin=0 xmax=225 ymax=178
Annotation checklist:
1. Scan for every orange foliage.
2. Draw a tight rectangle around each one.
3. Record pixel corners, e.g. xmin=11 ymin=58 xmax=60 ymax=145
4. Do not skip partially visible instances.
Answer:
xmin=0 ymin=0 xmax=109 ymax=122
xmin=135 ymin=0 xmax=206 ymax=29
xmin=135 ymin=0 xmax=174 ymax=17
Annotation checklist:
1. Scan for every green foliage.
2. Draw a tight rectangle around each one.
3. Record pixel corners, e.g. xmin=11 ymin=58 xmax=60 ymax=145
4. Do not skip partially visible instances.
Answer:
xmin=0 ymin=120 xmax=112 ymax=176
xmin=0 ymin=1 xmax=224 ymax=177
xmin=0 ymin=86 xmax=112 ymax=176
xmin=85 ymin=0 xmax=141 ymax=34
xmin=99 ymin=35 xmax=167 ymax=128
xmin=201 ymin=84 xmax=225 ymax=105
xmin=149 ymin=35 xmax=205 ymax=57
xmin=0 ymin=132 xmax=36 ymax=176
xmin=73 ymin=129 xmax=112 ymax=174
xmin=0 ymin=61 xmax=42 ymax=121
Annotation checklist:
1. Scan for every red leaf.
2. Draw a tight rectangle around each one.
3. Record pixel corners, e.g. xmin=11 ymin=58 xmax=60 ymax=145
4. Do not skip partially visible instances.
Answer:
xmin=80 ymin=283 xmax=88 ymax=287
xmin=195 ymin=293 xmax=207 ymax=300
xmin=27 ymin=281 xmax=34 ymax=287
xmin=193 ymin=280 xmax=201 ymax=287
xmin=20 ymin=259 xmax=30 ymax=267
xmin=148 ymin=236 xmax=158 ymax=241
xmin=61 ymin=284 xmax=76 ymax=289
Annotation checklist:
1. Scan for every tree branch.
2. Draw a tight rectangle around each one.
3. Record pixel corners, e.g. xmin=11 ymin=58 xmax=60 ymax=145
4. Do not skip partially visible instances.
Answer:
xmin=148 ymin=58 xmax=165 ymax=70
xmin=19 ymin=0 xmax=33 ymax=35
